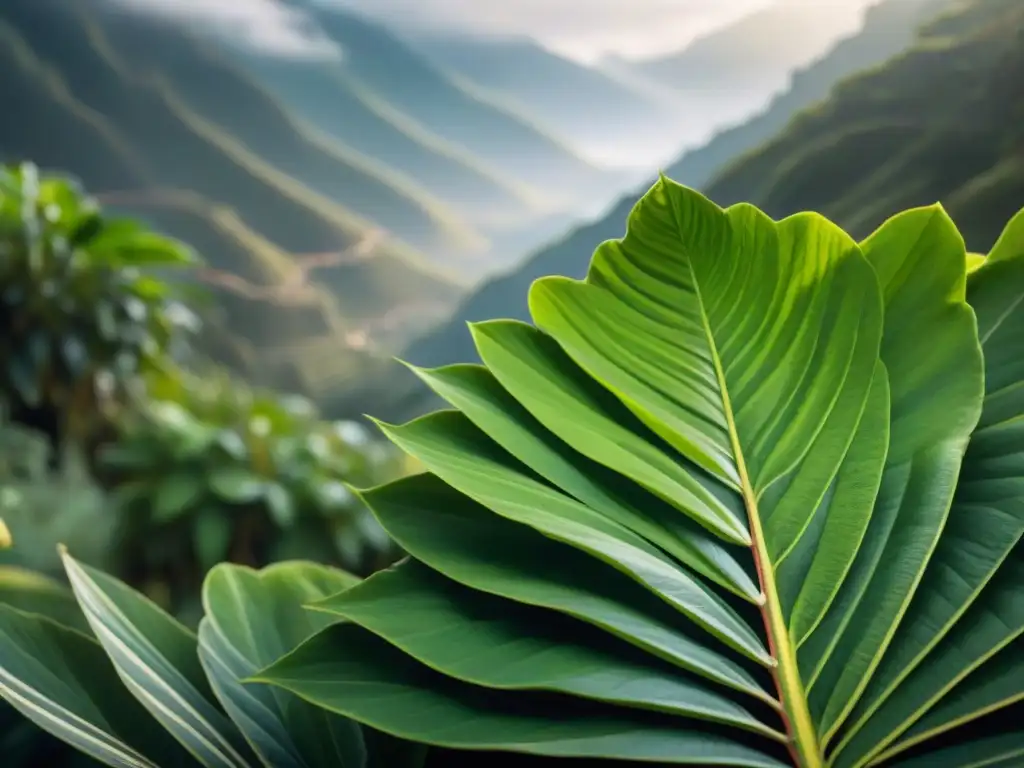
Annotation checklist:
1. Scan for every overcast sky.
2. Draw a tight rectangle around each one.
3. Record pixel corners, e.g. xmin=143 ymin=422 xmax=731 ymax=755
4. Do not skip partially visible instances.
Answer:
xmin=107 ymin=0 xmax=875 ymax=62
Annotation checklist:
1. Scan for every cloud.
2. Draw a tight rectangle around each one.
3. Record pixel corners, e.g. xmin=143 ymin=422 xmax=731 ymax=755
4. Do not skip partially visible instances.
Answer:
xmin=103 ymin=0 xmax=342 ymax=59
xmin=103 ymin=0 xmax=876 ymax=63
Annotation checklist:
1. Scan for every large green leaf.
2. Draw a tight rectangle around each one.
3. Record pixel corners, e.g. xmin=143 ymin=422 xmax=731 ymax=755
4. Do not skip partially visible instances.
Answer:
xmin=801 ymin=206 xmax=983 ymax=749
xmin=0 ymin=604 xmax=192 ymax=768
xmin=300 ymin=557 xmax=785 ymax=740
xmin=255 ymin=619 xmax=789 ymax=767
xmin=197 ymin=561 xmax=367 ymax=768
xmin=821 ymin=207 xmax=1024 ymax=767
xmin=61 ymin=550 xmax=258 ymax=767
xmin=261 ymin=180 xmax=1008 ymax=767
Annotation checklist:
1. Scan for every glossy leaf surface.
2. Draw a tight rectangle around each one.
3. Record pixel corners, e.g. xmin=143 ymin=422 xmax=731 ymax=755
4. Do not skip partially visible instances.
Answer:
xmin=259 ymin=184 xmax=1015 ymax=767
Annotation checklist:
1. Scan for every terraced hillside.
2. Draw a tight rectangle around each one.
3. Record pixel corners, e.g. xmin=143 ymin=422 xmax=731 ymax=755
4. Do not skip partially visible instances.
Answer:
xmin=2 ymin=0 xmax=473 ymax=260
xmin=404 ymin=32 xmax=686 ymax=172
xmin=234 ymin=53 xmax=546 ymax=233
xmin=297 ymin=2 xmax=616 ymax=204
xmin=0 ymin=0 xmax=465 ymax=403
xmin=356 ymin=0 xmax=1003 ymax=424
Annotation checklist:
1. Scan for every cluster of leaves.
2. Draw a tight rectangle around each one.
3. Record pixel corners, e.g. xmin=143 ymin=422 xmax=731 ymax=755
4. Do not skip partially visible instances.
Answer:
xmin=0 ymin=549 xmax=426 ymax=768
xmin=0 ymin=162 xmax=200 ymax=449
xmin=0 ymin=161 xmax=404 ymax=605
xmin=102 ymin=367 xmax=399 ymax=613
xmin=4 ymin=180 xmax=1023 ymax=768
xmin=0 ymin=162 xmax=414 ymax=765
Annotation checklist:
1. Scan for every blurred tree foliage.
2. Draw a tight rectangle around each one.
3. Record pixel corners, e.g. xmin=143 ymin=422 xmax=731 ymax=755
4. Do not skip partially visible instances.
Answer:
xmin=101 ymin=367 xmax=400 ymax=619
xmin=0 ymin=162 xmax=201 ymax=468
xmin=0 ymin=160 xmax=410 ymax=766
xmin=0 ymin=160 xmax=406 ymax=601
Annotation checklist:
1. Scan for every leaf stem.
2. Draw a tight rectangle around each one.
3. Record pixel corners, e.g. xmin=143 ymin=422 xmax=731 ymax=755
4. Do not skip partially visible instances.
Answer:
xmin=745 ymin=488 xmax=822 ymax=768
xmin=691 ymin=262 xmax=822 ymax=768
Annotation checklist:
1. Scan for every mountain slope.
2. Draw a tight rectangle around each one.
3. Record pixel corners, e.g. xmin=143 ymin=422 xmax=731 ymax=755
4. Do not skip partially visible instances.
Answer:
xmin=22 ymin=0 xmax=479 ymax=262
xmin=0 ymin=0 xmax=465 ymax=404
xmin=297 ymin=2 xmax=614 ymax=203
xmin=405 ymin=32 xmax=686 ymax=170
xmin=601 ymin=0 xmax=868 ymax=139
xmin=706 ymin=0 xmax=1024 ymax=247
xmin=619 ymin=0 xmax=865 ymax=96
xmin=358 ymin=0 xmax=978 ymax=423
xmin=100 ymin=12 xmax=486 ymax=259
xmin=672 ymin=0 xmax=945 ymax=189
xmin=233 ymin=52 xmax=544 ymax=232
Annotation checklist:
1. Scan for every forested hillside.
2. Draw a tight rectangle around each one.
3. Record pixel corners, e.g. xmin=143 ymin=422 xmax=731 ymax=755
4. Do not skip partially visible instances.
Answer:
xmin=362 ymin=0 xmax=1006 ymax=423
xmin=706 ymin=0 xmax=1024 ymax=250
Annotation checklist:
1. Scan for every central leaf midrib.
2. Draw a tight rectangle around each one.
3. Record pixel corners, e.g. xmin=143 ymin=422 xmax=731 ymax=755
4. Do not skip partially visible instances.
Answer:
xmin=686 ymin=257 xmax=823 ymax=768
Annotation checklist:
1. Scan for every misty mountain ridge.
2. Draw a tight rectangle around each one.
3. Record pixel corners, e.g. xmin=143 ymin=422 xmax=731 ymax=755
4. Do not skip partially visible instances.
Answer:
xmin=0 ymin=0 xmax=936 ymax=417
xmin=352 ymin=0 xmax=974 ymax=423
xmin=599 ymin=0 xmax=870 ymax=144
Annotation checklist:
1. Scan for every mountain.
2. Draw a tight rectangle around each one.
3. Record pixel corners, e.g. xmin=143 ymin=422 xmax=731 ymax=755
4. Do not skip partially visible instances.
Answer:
xmin=614 ymin=1 xmax=866 ymax=100
xmin=233 ymin=52 xmax=545 ymax=235
xmin=0 ymin=0 xmax=463 ymax=402
xmin=357 ymin=0 xmax=966 ymax=423
xmin=289 ymin=1 xmax=616 ymax=204
xmin=671 ymin=0 xmax=944 ymax=190
xmin=600 ymin=0 xmax=869 ymax=141
xmin=402 ymin=32 xmax=687 ymax=172
xmin=705 ymin=0 xmax=1024 ymax=249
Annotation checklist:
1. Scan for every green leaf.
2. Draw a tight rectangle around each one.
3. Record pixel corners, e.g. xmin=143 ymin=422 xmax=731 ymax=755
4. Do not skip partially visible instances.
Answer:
xmin=256 ymin=621 xmax=789 ymax=767
xmin=409 ymin=362 xmax=761 ymax=601
xmin=375 ymin=411 xmax=769 ymax=665
xmin=0 ymin=604 xmax=192 ymax=768
xmin=198 ymin=561 xmax=366 ymax=768
xmin=208 ymin=467 xmax=265 ymax=504
xmin=310 ymin=557 xmax=785 ymax=741
xmin=889 ymin=730 xmax=1024 ymax=768
xmin=0 ymin=566 xmax=88 ymax=633
xmin=985 ymin=205 xmax=1024 ymax=264
xmin=259 ymin=180 xmax=1010 ymax=767
xmin=356 ymin=473 xmax=774 ymax=703
xmin=60 ymin=549 xmax=258 ymax=767
xmin=822 ymin=209 xmax=1024 ymax=767
xmin=800 ymin=206 xmax=983 ymax=748
xmin=263 ymin=483 xmax=295 ymax=528
xmin=153 ymin=470 xmax=206 ymax=523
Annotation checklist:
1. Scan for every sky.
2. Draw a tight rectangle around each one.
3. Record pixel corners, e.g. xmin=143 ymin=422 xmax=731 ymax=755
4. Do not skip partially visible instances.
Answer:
xmin=107 ymin=0 xmax=876 ymax=63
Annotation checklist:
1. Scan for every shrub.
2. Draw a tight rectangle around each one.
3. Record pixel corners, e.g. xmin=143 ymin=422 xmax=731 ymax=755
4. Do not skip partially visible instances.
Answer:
xmin=100 ymin=366 xmax=401 ymax=615
xmin=1 ymin=182 xmax=1022 ymax=767
xmin=0 ymin=162 xmax=201 ymax=461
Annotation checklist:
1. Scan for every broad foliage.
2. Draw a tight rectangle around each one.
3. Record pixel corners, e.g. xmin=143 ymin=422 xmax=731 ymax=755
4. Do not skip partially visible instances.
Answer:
xmin=0 ymin=162 xmax=200 ymax=444
xmin=102 ymin=367 xmax=397 ymax=593
xmin=0 ymin=550 xmax=425 ymax=768
xmin=1 ymin=182 xmax=1022 ymax=767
